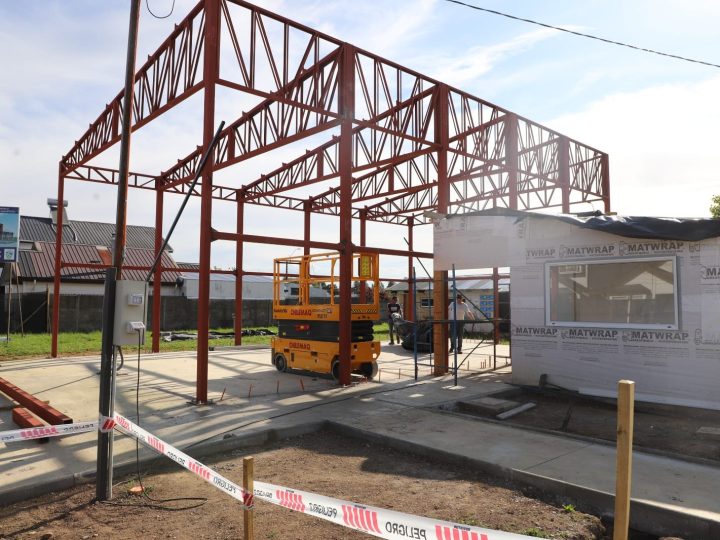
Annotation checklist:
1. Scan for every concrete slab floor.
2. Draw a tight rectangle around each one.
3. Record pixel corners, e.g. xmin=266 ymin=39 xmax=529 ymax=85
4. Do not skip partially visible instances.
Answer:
xmin=2 ymin=341 xmax=718 ymax=534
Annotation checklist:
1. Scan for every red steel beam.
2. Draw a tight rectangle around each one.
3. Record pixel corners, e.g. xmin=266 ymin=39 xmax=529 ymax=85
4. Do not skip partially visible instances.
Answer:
xmin=0 ymin=377 xmax=73 ymax=425
xmin=12 ymin=408 xmax=50 ymax=444
xmin=212 ymin=230 xmax=338 ymax=252
xmin=61 ymin=3 xmax=206 ymax=172
xmin=196 ymin=0 xmax=221 ymax=404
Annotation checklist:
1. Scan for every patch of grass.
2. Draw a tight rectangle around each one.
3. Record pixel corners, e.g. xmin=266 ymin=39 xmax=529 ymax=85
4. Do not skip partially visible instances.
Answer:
xmin=0 ymin=327 xmax=278 ymax=360
xmin=0 ymin=323 xmax=391 ymax=360
xmin=458 ymin=517 xmax=480 ymax=526
xmin=562 ymin=503 xmax=576 ymax=513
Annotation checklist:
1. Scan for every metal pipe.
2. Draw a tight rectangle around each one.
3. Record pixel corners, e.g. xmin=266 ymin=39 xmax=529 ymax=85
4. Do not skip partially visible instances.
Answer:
xmin=112 ymin=0 xmax=141 ymax=276
xmin=234 ymin=196 xmax=244 ymax=345
xmin=50 ymin=171 xmax=64 ymax=358
xmin=151 ymin=187 xmax=163 ymax=352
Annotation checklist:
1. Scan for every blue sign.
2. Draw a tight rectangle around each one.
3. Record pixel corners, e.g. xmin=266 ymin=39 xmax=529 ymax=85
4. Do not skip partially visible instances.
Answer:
xmin=0 ymin=207 xmax=20 ymax=263
xmin=478 ymin=294 xmax=494 ymax=317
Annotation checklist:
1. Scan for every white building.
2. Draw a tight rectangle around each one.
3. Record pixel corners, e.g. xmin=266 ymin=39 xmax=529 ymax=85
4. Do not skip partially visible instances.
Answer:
xmin=435 ymin=208 xmax=720 ymax=410
xmin=180 ymin=273 xmax=330 ymax=301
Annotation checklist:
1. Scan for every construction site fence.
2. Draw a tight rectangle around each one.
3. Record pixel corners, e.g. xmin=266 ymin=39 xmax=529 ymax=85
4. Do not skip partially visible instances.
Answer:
xmin=0 ymin=293 xmax=277 ymax=334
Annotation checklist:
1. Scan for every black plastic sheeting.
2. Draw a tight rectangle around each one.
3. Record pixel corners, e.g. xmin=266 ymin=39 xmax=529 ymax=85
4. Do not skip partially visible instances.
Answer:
xmin=460 ymin=208 xmax=720 ymax=241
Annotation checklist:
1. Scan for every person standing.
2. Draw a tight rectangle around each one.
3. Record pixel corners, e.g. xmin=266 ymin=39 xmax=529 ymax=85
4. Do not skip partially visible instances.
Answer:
xmin=387 ymin=295 xmax=403 ymax=345
xmin=448 ymin=294 xmax=474 ymax=353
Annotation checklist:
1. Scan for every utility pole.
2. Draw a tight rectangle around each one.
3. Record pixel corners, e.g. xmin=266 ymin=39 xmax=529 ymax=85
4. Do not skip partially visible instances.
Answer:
xmin=96 ymin=0 xmax=141 ymax=502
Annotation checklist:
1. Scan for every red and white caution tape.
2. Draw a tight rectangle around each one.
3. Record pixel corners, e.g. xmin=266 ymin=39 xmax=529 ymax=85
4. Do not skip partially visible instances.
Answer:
xmin=1 ymin=416 xmax=541 ymax=539
xmin=0 ymin=420 xmax=98 ymax=443
xmin=252 ymin=482 xmax=537 ymax=540
xmin=112 ymin=413 xmax=254 ymax=509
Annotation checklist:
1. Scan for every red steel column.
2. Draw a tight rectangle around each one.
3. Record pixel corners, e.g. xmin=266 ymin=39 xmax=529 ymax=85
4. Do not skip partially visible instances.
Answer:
xmin=234 ymin=193 xmax=244 ymax=345
xmin=432 ymin=84 xmax=450 ymax=376
xmin=405 ymin=220 xmax=414 ymax=321
xmin=50 ymin=167 xmax=64 ymax=357
xmin=196 ymin=0 xmax=220 ymax=403
xmin=359 ymin=208 xmax=367 ymax=302
xmin=506 ymin=113 xmax=518 ymax=210
xmin=151 ymin=185 xmax=163 ymax=352
xmin=602 ymin=154 xmax=611 ymax=212
xmin=338 ymin=43 xmax=355 ymax=386
xmin=559 ymin=135 xmax=570 ymax=213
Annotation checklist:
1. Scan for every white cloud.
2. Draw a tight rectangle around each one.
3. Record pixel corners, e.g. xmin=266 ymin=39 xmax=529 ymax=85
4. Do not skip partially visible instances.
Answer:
xmin=419 ymin=27 xmax=563 ymax=87
xmin=548 ymin=76 xmax=720 ymax=217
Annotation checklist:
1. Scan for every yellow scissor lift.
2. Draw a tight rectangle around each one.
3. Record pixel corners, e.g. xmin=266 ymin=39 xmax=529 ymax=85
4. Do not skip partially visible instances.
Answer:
xmin=271 ymin=251 xmax=381 ymax=380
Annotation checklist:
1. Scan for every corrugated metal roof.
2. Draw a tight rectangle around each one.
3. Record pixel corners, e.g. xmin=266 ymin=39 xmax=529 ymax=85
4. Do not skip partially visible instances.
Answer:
xmin=20 ymin=241 xmax=181 ymax=283
xmin=19 ymin=216 xmax=171 ymax=251
xmin=180 ymin=273 xmax=272 ymax=283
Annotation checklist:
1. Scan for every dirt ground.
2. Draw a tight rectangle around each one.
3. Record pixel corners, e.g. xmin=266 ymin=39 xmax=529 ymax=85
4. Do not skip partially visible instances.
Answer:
xmin=486 ymin=389 xmax=720 ymax=462
xmin=0 ymin=430 xmax=605 ymax=540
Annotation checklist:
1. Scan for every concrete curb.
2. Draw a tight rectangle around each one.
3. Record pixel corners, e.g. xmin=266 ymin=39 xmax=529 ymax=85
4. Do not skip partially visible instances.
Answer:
xmin=326 ymin=421 xmax=720 ymax=540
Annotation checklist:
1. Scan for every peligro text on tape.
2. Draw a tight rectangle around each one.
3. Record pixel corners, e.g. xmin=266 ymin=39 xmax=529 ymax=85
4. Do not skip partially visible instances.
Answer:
xmin=0 ymin=421 xmax=98 ymax=443
xmin=253 ymin=480 xmax=536 ymax=540
xmin=112 ymin=413 xmax=253 ymax=509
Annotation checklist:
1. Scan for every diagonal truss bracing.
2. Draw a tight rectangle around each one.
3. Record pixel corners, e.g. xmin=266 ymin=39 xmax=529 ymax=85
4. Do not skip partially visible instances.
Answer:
xmin=57 ymin=0 xmax=611 ymax=392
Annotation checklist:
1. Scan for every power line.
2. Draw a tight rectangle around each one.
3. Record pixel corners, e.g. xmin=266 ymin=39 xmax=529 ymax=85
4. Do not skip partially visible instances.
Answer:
xmin=443 ymin=0 xmax=720 ymax=70
xmin=146 ymin=0 xmax=176 ymax=19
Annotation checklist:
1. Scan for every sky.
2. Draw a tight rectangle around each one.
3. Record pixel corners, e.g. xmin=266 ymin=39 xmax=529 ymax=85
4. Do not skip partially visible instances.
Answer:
xmin=1 ymin=0 xmax=719 ymax=279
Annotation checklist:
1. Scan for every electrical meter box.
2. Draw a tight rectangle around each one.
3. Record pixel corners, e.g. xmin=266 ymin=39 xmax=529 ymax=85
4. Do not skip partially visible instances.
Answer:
xmin=113 ymin=280 xmax=148 ymax=346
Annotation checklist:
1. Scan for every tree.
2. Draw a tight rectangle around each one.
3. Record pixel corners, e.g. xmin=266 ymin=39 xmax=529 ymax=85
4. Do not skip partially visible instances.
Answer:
xmin=711 ymin=195 xmax=720 ymax=218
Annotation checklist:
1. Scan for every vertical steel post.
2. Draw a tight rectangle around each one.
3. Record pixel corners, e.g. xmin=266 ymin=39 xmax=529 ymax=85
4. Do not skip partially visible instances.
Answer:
xmin=602 ymin=154 xmax=611 ymax=213
xmin=359 ymin=208 xmax=367 ymax=302
xmin=151 ymin=185 xmax=163 ymax=353
xmin=234 ymin=194 xmax=244 ymax=345
xmin=492 ymin=267 xmax=500 ymax=345
xmin=432 ymin=84 xmax=449 ymax=375
xmin=338 ymin=43 xmax=355 ymax=386
xmin=96 ymin=267 xmax=117 ymax=501
xmin=112 ymin=1 xmax=141 ymax=275
xmin=50 ymin=169 xmax=64 ymax=358
xmin=97 ymin=0 xmax=141 ymax=501
xmin=412 ymin=267 xmax=418 ymax=380
xmin=406 ymin=220 xmax=414 ymax=321
xmin=559 ymin=135 xmax=570 ymax=213
xmin=506 ymin=113 xmax=518 ymax=210
xmin=196 ymin=0 xmax=221 ymax=403
xmin=451 ymin=265 xmax=458 ymax=387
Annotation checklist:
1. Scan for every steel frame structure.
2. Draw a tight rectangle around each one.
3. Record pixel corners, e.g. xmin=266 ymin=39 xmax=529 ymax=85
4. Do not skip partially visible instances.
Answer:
xmin=53 ymin=0 xmax=610 ymax=402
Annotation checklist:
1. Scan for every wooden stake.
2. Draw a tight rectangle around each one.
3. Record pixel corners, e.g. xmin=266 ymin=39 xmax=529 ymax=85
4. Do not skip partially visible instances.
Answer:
xmin=613 ymin=380 xmax=635 ymax=540
xmin=243 ymin=456 xmax=254 ymax=540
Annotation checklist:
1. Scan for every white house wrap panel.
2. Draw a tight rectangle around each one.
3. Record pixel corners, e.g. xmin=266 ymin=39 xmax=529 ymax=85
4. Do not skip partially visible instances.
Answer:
xmin=435 ymin=211 xmax=720 ymax=410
